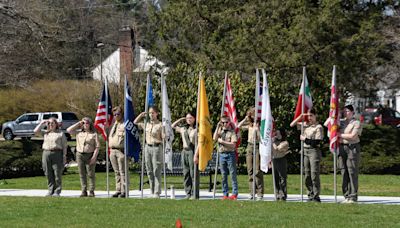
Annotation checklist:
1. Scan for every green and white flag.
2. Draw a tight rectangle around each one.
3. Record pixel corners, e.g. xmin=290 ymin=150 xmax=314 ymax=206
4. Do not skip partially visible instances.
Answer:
xmin=259 ymin=69 xmax=273 ymax=173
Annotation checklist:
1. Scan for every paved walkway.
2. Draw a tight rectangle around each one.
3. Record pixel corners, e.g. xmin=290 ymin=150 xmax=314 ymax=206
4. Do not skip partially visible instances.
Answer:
xmin=1 ymin=189 xmax=399 ymax=205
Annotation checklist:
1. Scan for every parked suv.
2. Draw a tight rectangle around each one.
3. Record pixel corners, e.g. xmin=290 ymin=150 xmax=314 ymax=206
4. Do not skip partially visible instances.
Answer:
xmin=361 ymin=107 xmax=400 ymax=128
xmin=1 ymin=112 xmax=79 ymax=140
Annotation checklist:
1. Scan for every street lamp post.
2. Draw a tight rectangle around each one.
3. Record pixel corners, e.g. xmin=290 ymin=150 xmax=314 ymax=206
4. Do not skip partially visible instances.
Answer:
xmin=97 ymin=42 xmax=105 ymax=82
xmin=96 ymin=42 xmax=110 ymax=196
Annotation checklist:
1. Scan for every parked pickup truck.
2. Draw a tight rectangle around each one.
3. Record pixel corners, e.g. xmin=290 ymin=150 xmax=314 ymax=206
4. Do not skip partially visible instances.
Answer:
xmin=1 ymin=112 xmax=79 ymax=140
xmin=360 ymin=107 xmax=400 ymax=128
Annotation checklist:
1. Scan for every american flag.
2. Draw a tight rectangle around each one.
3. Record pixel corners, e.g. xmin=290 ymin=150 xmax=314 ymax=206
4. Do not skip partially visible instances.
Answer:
xmin=223 ymin=76 xmax=240 ymax=158
xmin=255 ymin=69 xmax=263 ymax=120
xmin=256 ymin=86 xmax=262 ymax=120
xmin=94 ymin=82 xmax=113 ymax=140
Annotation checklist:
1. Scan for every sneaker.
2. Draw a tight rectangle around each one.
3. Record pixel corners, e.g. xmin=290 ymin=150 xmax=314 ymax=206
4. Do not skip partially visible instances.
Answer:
xmin=112 ymin=192 xmax=121 ymax=198
xmin=256 ymin=196 xmax=263 ymax=201
xmin=222 ymin=195 xmax=229 ymax=200
xmin=119 ymin=193 xmax=126 ymax=198
xmin=80 ymin=191 xmax=88 ymax=197
xmin=313 ymin=198 xmax=321 ymax=203
xmin=184 ymin=194 xmax=191 ymax=200
xmin=229 ymin=194 xmax=238 ymax=200
xmin=45 ymin=192 xmax=53 ymax=197
xmin=88 ymin=191 xmax=95 ymax=197
xmin=247 ymin=194 xmax=254 ymax=200
xmin=53 ymin=193 xmax=60 ymax=197
xmin=348 ymin=199 xmax=356 ymax=204
xmin=341 ymin=198 xmax=350 ymax=204
xmin=153 ymin=193 xmax=160 ymax=199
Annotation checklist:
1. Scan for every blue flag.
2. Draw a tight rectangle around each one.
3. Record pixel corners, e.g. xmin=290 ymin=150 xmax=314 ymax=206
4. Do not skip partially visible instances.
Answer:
xmin=147 ymin=75 xmax=155 ymax=107
xmin=124 ymin=76 xmax=141 ymax=161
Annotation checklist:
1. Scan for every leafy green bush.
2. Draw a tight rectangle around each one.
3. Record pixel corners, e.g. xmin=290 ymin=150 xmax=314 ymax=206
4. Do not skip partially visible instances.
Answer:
xmin=359 ymin=125 xmax=400 ymax=174
xmin=0 ymin=139 xmax=43 ymax=179
xmin=319 ymin=125 xmax=400 ymax=175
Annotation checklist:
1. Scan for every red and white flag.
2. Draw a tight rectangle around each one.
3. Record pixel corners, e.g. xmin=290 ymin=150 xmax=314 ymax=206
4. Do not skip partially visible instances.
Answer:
xmin=94 ymin=81 xmax=113 ymax=140
xmin=255 ymin=69 xmax=262 ymax=119
xmin=223 ymin=75 xmax=240 ymax=158
xmin=292 ymin=68 xmax=313 ymax=123
xmin=328 ymin=66 xmax=339 ymax=153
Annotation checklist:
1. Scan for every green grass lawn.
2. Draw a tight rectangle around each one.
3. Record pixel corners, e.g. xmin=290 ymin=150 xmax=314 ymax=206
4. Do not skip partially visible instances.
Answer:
xmin=0 ymin=196 xmax=399 ymax=227
xmin=1 ymin=168 xmax=400 ymax=227
xmin=1 ymin=168 xmax=399 ymax=197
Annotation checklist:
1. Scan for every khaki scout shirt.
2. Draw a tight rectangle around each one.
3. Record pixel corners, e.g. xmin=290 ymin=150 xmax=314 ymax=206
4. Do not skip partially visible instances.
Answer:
xmin=303 ymin=123 xmax=324 ymax=148
xmin=138 ymin=120 xmax=163 ymax=145
xmin=272 ymin=140 xmax=289 ymax=159
xmin=109 ymin=122 xmax=125 ymax=149
xmin=76 ymin=132 xmax=99 ymax=153
xmin=217 ymin=128 xmax=238 ymax=153
xmin=42 ymin=131 xmax=67 ymax=151
xmin=241 ymin=124 xmax=260 ymax=143
xmin=175 ymin=126 xmax=196 ymax=150
xmin=340 ymin=118 xmax=362 ymax=144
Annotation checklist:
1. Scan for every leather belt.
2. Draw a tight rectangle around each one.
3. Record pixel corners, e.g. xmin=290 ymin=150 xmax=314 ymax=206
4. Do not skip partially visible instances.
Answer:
xmin=147 ymin=143 xmax=161 ymax=147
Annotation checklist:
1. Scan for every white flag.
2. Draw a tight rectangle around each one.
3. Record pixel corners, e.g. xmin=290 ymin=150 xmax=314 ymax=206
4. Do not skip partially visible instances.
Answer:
xmin=259 ymin=69 xmax=273 ymax=173
xmin=161 ymin=74 xmax=174 ymax=170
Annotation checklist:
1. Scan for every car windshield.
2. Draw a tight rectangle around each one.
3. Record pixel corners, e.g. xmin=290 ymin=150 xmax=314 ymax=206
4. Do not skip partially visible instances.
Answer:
xmin=43 ymin=114 xmax=59 ymax=119
xmin=62 ymin=113 xmax=78 ymax=120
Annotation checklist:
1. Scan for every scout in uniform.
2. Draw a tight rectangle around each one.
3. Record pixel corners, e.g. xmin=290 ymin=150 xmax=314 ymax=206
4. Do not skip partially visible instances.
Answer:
xmin=214 ymin=115 xmax=238 ymax=200
xmin=34 ymin=117 xmax=68 ymax=197
xmin=338 ymin=105 xmax=362 ymax=203
xmin=272 ymin=128 xmax=290 ymax=201
xmin=291 ymin=108 xmax=324 ymax=202
xmin=172 ymin=112 xmax=197 ymax=199
xmin=238 ymin=108 xmax=264 ymax=200
xmin=109 ymin=106 xmax=126 ymax=198
xmin=67 ymin=117 xmax=100 ymax=197
xmin=134 ymin=106 xmax=164 ymax=198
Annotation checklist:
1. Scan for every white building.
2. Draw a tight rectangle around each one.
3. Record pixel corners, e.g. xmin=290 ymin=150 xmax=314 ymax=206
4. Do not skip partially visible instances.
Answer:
xmin=91 ymin=45 xmax=167 ymax=85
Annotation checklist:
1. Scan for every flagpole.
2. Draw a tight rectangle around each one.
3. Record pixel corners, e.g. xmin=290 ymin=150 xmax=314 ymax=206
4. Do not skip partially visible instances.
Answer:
xmin=124 ymin=75 xmax=130 ymax=198
xmin=161 ymin=73 xmax=168 ymax=199
xmin=193 ymin=72 xmax=201 ymax=200
xmin=162 ymin=129 xmax=167 ymax=199
xmin=262 ymin=68 xmax=277 ymax=202
xmin=262 ymin=68 xmax=277 ymax=201
xmin=141 ymin=74 xmax=150 ymax=198
xmin=333 ymin=65 xmax=337 ymax=203
xmin=105 ymin=80 xmax=110 ymax=197
xmin=271 ymin=156 xmax=278 ymax=201
xmin=253 ymin=69 xmax=260 ymax=201
xmin=212 ymin=72 xmax=227 ymax=199
xmin=300 ymin=66 xmax=306 ymax=202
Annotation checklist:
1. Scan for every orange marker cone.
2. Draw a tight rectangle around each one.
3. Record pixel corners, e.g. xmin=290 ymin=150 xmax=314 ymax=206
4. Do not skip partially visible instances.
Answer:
xmin=175 ymin=218 xmax=183 ymax=228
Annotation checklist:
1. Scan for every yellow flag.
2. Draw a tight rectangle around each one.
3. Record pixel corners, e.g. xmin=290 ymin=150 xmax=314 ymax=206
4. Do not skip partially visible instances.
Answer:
xmin=198 ymin=76 xmax=213 ymax=171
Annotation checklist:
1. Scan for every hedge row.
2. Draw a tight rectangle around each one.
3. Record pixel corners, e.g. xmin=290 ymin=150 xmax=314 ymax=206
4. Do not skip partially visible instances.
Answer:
xmin=0 ymin=139 xmax=43 ymax=179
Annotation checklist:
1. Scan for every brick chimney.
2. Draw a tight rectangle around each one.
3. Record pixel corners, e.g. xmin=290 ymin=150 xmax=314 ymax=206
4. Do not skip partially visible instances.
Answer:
xmin=119 ymin=26 xmax=135 ymax=86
